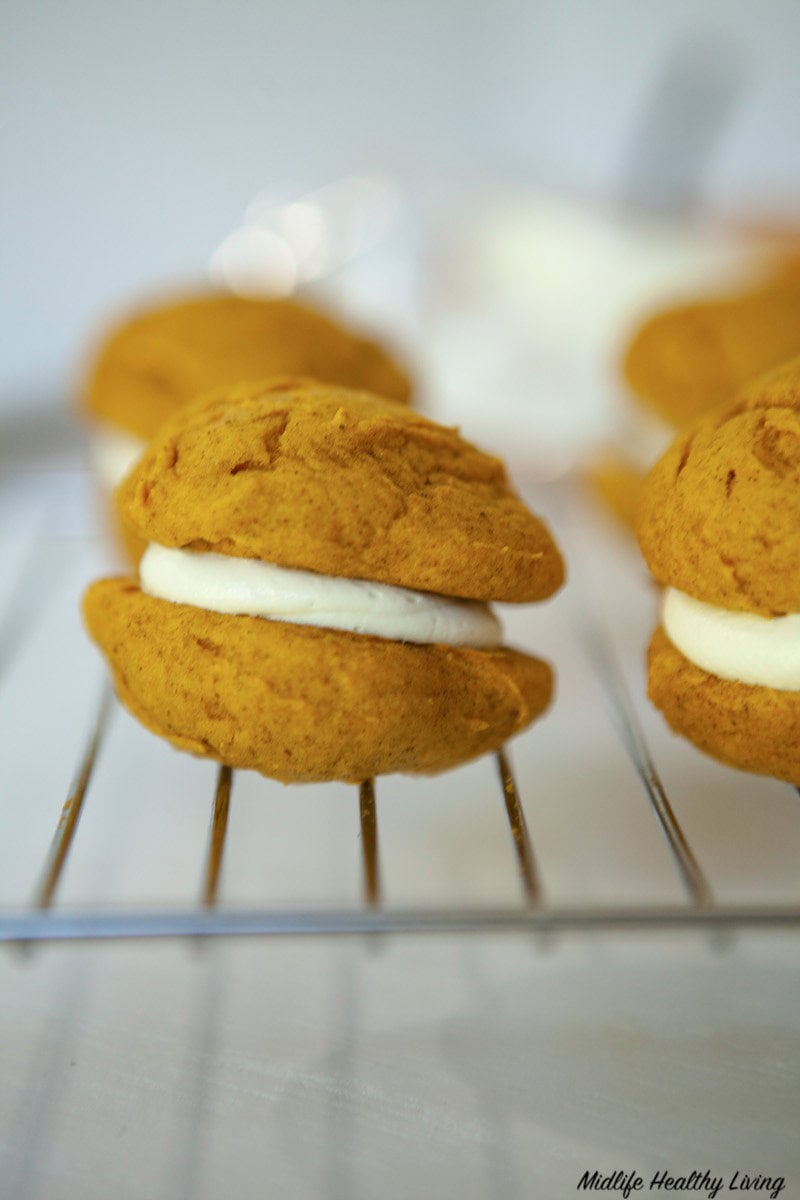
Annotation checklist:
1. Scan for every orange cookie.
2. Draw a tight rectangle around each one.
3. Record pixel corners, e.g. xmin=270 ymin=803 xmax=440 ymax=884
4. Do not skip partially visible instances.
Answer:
xmin=583 ymin=454 xmax=646 ymax=533
xmin=84 ymin=380 xmax=564 ymax=783
xmin=83 ymin=291 xmax=412 ymax=442
xmin=81 ymin=291 xmax=412 ymax=562
xmin=588 ymin=262 xmax=800 ymax=533
xmin=637 ymin=355 xmax=800 ymax=782
xmin=625 ymin=264 xmax=800 ymax=429
xmin=647 ymin=627 xmax=800 ymax=783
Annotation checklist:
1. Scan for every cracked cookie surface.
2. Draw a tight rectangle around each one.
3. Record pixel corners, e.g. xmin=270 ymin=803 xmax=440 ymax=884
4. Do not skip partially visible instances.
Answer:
xmin=84 ymin=379 xmax=566 ymax=782
xmin=636 ymin=356 xmax=800 ymax=615
xmin=85 ymin=380 xmax=563 ymax=782
xmin=117 ymin=379 xmax=565 ymax=603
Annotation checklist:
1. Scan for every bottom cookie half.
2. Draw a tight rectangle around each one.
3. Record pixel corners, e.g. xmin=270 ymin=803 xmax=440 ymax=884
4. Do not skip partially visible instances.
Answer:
xmin=648 ymin=625 xmax=800 ymax=784
xmin=84 ymin=578 xmax=553 ymax=783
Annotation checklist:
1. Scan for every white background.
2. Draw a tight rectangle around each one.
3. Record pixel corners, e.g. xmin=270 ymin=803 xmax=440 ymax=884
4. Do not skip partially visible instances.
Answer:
xmin=3 ymin=0 xmax=800 ymax=415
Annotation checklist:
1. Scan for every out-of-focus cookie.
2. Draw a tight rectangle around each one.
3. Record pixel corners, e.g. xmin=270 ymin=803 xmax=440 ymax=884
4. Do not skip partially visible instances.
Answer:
xmin=637 ymin=355 xmax=800 ymax=782
xmin=583 ymin=455 xmax=646 ymax=533
xmin=81 ymin=291 xmax=413 ymax=563
xmin=84 ymin=380 xmax=564 ymax=783
xmin=625 ymin=264 xmax=800 ymax=428
xmin=589 ymin=263 xmax=800 ymax=532
xmin=80 ymin=289 xmax=411 ymax=531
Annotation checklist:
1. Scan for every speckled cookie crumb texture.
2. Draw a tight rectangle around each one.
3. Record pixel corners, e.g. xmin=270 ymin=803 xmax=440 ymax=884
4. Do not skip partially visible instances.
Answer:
xmin=117 ymin=379 xmax=565 ymax=603
xmin=83 ymin=293 xmax=412 ymax=439
xmin=84 ymin=580 xmax=553 ymax=783
xmin=636 ymin=355 xmax=800 ymax=616
xmin=648 ymin=627 xmax=800 ymax=784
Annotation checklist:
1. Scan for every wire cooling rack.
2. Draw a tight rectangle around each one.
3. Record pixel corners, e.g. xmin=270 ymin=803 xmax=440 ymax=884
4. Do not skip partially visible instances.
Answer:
xmin=1 ymin=462 xmax=799 ymax=944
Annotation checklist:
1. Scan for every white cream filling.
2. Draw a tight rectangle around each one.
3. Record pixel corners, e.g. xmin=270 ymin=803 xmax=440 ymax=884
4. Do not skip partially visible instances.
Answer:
xmin=89 ymin=425 xmax=146 ymax=491
xmin=140 ymin=543 xmax=503 ymax=648
xmin=662 ymin=587 xmax=800 ymax=691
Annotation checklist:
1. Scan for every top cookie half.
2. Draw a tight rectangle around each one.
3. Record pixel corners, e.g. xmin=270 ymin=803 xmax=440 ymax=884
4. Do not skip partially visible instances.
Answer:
xmin=637 ymin=355 xmax=800 ymax=615
xmin=83 ymin=293 xmax=412 ymax=439
xmin=117 ymin=379 xmax=564 ymax=604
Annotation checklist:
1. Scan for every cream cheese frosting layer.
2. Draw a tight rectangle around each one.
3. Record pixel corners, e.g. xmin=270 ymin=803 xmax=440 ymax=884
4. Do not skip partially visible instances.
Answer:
xmin=90 ymin=425 xmax=146 ymax=491
xmin=140 ymin=543 xmax=504 ymax=648
xmin=662 ymin=587 xmax=800 ymax=691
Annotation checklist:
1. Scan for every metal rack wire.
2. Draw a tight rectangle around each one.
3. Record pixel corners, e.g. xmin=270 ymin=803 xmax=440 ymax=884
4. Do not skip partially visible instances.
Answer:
xmin=3 ymin=613 xmax=800 ymax=945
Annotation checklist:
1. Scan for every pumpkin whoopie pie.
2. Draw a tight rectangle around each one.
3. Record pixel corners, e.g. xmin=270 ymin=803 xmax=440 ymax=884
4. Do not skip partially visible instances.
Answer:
xmin=637 ymin=355 xmax=800 ymax=783
xmin=82 ymin=291 xmax=412 ymax=559
xmin=83 ymin=379 xmax=564 ymax=783
xmin=590 ymin=262 xmax=800 ymax=530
